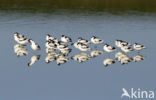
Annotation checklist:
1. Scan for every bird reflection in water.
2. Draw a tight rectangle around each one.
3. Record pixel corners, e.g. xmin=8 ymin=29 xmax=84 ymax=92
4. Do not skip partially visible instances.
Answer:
xmin=14 ymin=44 xmax=28 ymax=57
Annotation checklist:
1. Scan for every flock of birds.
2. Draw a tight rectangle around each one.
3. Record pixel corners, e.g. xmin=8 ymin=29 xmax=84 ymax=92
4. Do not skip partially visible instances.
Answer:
xmin=14 ymin=32 xmax=146 ymax=67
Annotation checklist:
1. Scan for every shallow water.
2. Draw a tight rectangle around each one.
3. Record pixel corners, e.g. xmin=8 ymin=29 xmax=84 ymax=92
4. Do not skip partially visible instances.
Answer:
xmin=0 ymin=11 xmax=156 ymax=100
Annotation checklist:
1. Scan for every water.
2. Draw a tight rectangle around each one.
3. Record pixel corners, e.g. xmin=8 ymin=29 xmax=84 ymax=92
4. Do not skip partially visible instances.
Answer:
xmin=0 ymin=10 xmax=156 ymax=100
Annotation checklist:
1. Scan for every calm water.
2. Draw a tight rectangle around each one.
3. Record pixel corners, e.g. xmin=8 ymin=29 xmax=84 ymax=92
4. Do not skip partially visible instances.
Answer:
xmin=0 ymin=10 xmax=156 ymax=100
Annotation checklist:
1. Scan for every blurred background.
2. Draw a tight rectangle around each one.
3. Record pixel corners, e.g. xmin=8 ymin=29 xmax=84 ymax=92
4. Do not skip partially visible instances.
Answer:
xmin=0 ymin=0 xmax=156 ymax=13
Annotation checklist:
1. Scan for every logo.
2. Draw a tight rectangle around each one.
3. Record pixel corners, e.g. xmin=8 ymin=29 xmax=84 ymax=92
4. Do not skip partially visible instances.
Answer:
xmin=121 ymin=88 xmax=155 ymax=99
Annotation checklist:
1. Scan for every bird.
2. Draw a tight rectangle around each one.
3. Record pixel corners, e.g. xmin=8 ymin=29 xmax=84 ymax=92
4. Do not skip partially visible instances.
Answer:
xmin=45 ymin=40 xmax=57 ymax=49
xmin=77 ymin=37 xmax=90 ymax=45
xmin=103 ymin=58 xmax=115 ymax=67
xmin=57 ymin=41 xmax=68 ymax=50
xmin=115 ymin=52 xmax=132 ymax=64
xmin=115 ymin=40 xmax=123 ymax=48
xmin=71 ymin=42 xmax=79 ymax=49
xmin=133 ymin=55 xmax=145 ymax=62
xmin=115 ymin=52 xmax=127 ymax=61
xmin=28 ymin=55 xmax=40 ymax=66
xmin=71 ymin=42 xmax=90 ymax=51
xmin=120 ymin=46 xmax=133 ymax=53
xmin=46 ymin=34 xmax=55 ymax=40
xmin=120 ymin=57 xmax=132 ymax=65
xmin=91 ymin=36 xmax=104 ymax=44
xmin=61 ymin=35 xmax=72 ymax=43
xmin=90 ymin=50 xmax=103 ymax=57
xmin=120 ymin=41 xmax=131 ymax=47
xmin=103 ymin=44 xmax=116 ymax=52
xmin=77 ymin=43 xmax=90 ymax=52
xmin=133 ymin=43 xmax=146 ymax=51
xmin=46 ymin=34 xmax=58 ymax=43
xmin=14 ymin=32 xmax=29 ymax=45
xmin=29 ymin=39 xmax=40 ymax=51
xmin=115 ymin=40 xmax=131 ymax=48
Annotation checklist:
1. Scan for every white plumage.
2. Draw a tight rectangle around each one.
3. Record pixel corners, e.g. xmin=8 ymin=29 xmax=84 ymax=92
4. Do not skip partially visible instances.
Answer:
xmin=28 ymin=55 xmax=40 ymax=66
xmin=90 ymin=50 xmax=103 ymax=57
xmin=29 ymin=39 xmax=40 ymax=51
xmin=133 ymin=43 xmax=146 ymax=51
xmin=103 ymin=58 xmax=115 ymax=67
xmin=14 ymin=44 xmax=28 ymax=57
xmin=14 ymin=32 xmax=29 ymax=45
xmin=133 ymin=55 xmax=145 ymax=62
xmin=120 ymin=46 xmax=133 ymax=53
xmin=103 ymin=44 xmax=116 ymax=52
xmin=77 ymin=37 xmax=90 ymax=45
xmin=91 ymin=36 xmax=103 ymax=44
xmin=61 ymin=35 xmax=72 ymax=43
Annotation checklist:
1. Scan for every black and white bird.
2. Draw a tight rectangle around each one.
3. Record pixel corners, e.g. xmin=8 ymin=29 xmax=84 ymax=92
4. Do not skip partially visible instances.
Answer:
xmin=61 ymin=35 xmax=72 ymax=43
xmin=77 ymin=37 xmax=90 ymax=45
xmin=120 ymin=40 xmax=131 ymax=47
xmin=115 ymin=52 xmax=132 ymax=64
xmin=77 ymin=43 xmax=90 ymax=51
xmin=46 ymin=34 xmax=54 ymax=40
xmin=28 ymin=55 xmax=40 ymax=66
xmin=14 ymin=32 xmax=29 ymax=45
xmin=57 ymin=41 xmax=68 ymax=50
xmin=120 ymin=46 xmax=133 ymax=53
xmin=133 ymin=43 xmax=146 ymax=51
xmin=71 ymin=42 xmax=79 ymax=49
xmin=133 ymin=55 xmax=145 ymax=62
xmin=103 ymin=58 xmax=115 ymax=67
xmin=90 ymin=50 xmax=103 ymax=57
xmin=29 ymin=39 xmax=40 ymax=51
xmin=71 ymin=42 xmax=90 ymax=51
xmin=103 ymin=44 xmax=116 ymax=52
xmin=46 ymin=34 xmax=58 ymax=43
xmin=91 ymin=36 xmax=104 ymax=44
xmin=115 ymin=40 xmax=123 ymax=48
xmin=115 ymin=40 xmax=131 ymax=48
xmin=45 ymin=40 xmax=57 ymax=49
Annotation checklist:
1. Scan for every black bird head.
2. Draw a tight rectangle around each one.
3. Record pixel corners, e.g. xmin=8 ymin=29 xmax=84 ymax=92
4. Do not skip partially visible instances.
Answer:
xmin=14 ymin=32 xmax=19 ymax=35
xmin=37 ymin=55 xmax=40 ymax=60
xmin=71 ymin=43 xmax=74 ymax=46
xmin=104 ymin=44 xmax=109 ymax=46
xmin=47 ymin=34 xmax=51 ymax=37
xmin=71 ymin=56 xmax=74 ymax=60
xmin=78 ymin=37 xmax=82 ymax=40
xmin=28 ymin=39 xmax=32 ymax=43
xmin=92 ymin=36 xmax=96 ymax=38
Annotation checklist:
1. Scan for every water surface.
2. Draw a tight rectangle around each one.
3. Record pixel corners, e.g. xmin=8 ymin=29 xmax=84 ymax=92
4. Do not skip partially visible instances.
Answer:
xmin=0 ymin=10 xmax=156 ymax=100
